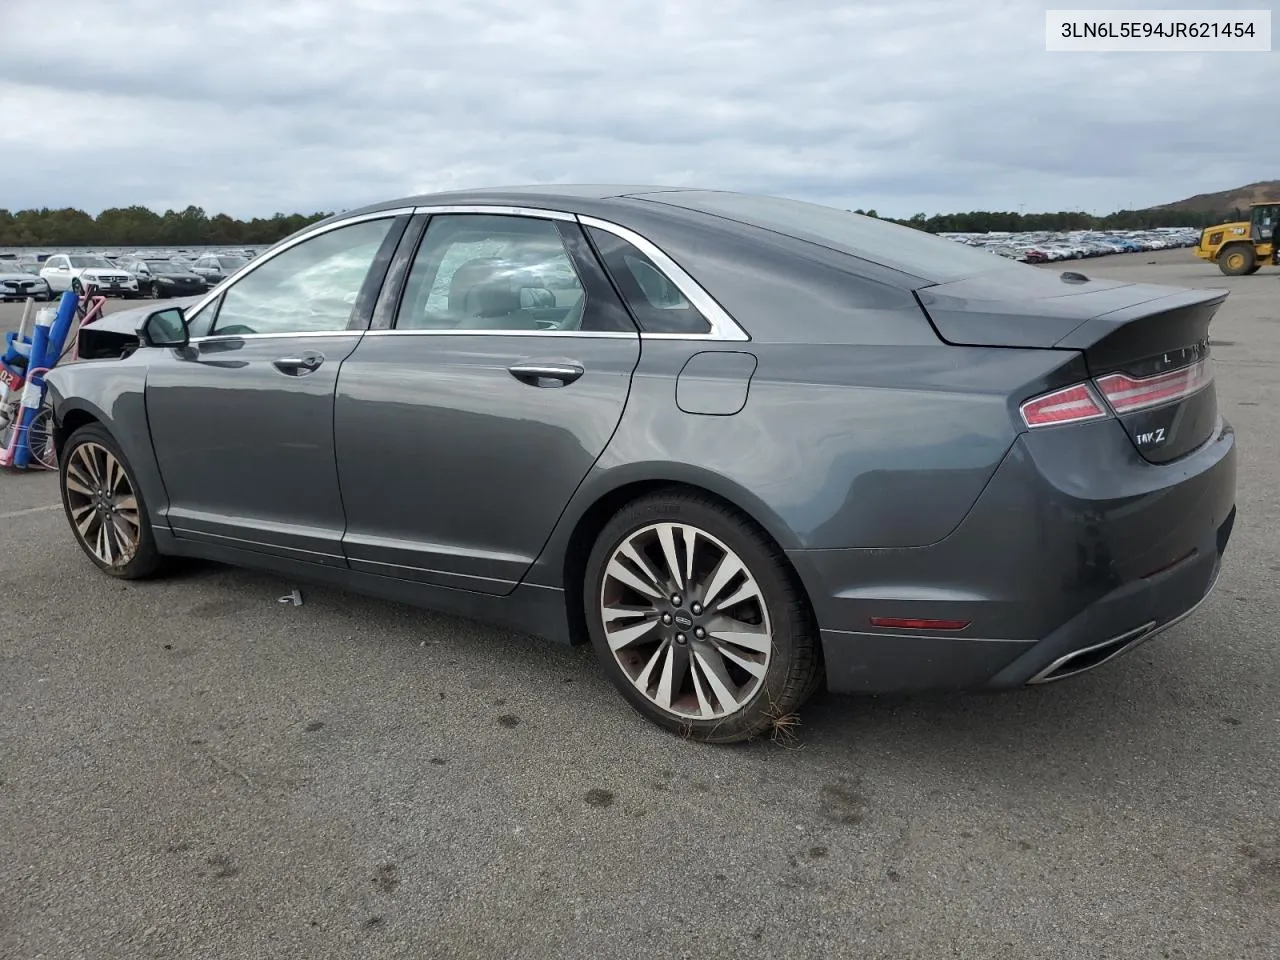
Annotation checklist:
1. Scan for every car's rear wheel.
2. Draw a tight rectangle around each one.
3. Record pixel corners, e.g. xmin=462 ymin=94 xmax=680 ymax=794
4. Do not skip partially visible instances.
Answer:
xmin=58 ymin=423 xmax=166 ymax=579
xmin=584 ymin=490 xmax=822 ymax=743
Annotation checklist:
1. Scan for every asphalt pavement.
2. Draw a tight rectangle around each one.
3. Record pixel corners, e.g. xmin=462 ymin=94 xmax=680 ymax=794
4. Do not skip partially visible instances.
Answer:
xmin=2 ymin=250 xmax=1278 ymax=959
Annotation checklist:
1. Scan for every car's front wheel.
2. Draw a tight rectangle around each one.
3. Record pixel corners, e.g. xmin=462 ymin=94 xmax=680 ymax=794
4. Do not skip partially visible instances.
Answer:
xmin=584 ymin=489 xmax=822 ymax=743
xmin=58 ymin=423 xmax=166 ymax=579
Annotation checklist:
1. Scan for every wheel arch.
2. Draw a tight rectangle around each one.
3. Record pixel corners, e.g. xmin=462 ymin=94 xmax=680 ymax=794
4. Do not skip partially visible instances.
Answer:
xmin=52 ymin=399 xmax=109 ymax=457
xmin=550 ymin=468 xmax=815 ymax=647
xmin=43 ymin=368 xmax=171 ymax=525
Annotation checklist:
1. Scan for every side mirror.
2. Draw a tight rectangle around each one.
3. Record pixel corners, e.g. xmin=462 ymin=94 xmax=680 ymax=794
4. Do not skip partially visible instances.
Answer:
xmin=140 ymin=307 xmax=189 ymax=348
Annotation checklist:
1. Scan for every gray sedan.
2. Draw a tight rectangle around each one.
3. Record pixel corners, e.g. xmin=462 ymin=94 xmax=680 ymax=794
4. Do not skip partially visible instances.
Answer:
xmin=42 ymin=186 xmax=1237 ymax=742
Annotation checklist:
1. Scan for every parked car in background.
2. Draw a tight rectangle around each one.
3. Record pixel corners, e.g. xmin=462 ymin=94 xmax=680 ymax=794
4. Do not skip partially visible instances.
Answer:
xmin=43 ymin=186 xmax=1236 ymax=743
xmin=189 ymin=254 xmax=249 ymax=287
xmin=39 ymin=254 xmax=139 ymax=297
xmin=0 ymin=260 xmax=53 ymax=301
xmin=948 ymin=227 xmax=1200 ymax=263
xmin=118 ymin=257 xmax=209 ymax=299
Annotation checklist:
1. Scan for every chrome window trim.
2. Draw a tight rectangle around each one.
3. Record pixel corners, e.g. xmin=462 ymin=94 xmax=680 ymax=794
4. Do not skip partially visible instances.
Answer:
xmin=410 ymin=204 xmax=576 ymax=221
xmin=176 ymin=207 xmax=415 ymax=327
xmin=576 ymin=214 xmax=750 ymax=342
xmin=362 ymin=329 xmax=636 ymax=339
xmin=187 ymin=330 xmax=364 ymax=345
xmin=175 ymin=203 xmax=749 ymax=344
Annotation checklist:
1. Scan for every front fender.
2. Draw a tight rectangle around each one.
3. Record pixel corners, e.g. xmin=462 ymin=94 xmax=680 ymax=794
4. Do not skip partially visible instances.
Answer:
xmin=44 ymin=356 xmax=169 ymax=527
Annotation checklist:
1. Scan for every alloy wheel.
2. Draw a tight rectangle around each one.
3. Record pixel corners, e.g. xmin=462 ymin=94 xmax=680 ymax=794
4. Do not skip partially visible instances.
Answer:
xmin=63 ymin=441 xmax=141 ymax=567
xmin=599 ymin=522 xmax=774 ymax=720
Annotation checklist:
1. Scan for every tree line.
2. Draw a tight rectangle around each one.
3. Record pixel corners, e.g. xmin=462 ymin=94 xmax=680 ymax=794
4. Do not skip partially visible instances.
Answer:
xmin=0 ymin=205 xmax=330 ymax=248
xmin=0 ymin=201 xmax=1247 ymax=248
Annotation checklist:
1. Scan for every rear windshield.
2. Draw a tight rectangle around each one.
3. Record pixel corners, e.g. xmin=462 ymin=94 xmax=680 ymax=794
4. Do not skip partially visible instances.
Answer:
xmin=632 ymin=190 xmax=1031 ymax=284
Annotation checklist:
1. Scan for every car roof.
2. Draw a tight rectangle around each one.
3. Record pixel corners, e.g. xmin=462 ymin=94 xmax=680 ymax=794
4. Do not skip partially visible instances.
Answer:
xmin=334 ymin=185 xmax=719 ymax=219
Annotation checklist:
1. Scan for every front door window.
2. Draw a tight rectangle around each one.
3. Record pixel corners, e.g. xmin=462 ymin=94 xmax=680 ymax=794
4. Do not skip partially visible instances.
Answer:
xmin=206 ymin=218 xmax=395 ymax=336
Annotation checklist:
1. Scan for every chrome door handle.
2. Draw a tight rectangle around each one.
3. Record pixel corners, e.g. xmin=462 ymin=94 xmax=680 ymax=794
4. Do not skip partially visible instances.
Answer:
xmin=273 ymin=352 xmax=325 ymax=375
xmin=507 ymin=362 xmax=584 ymax=386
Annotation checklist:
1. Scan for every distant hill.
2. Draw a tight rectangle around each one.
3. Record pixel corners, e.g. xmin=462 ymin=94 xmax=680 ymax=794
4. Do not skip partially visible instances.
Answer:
xmin=1154 ymin=180 xmax=1280 ymax=214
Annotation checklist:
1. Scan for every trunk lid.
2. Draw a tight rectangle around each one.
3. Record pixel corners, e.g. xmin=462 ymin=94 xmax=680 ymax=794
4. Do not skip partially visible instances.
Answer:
xmin=915 ymin=269 xmax=1226 ymax=464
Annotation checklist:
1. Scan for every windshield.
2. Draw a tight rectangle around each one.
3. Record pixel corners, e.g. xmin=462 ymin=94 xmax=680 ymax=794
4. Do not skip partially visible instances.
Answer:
xmin=634 ymin=190 xmax=1035 ymax=284
xmin=69 ymin=255 xmax=114 ymax=269
xmin=217 ymin=257 xmax=247 ymax=269
xmin=144 ymin=260 xmax=179 ymax=270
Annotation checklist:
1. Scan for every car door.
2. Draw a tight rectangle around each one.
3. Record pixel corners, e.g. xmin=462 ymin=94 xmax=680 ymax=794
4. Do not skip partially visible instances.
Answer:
xmin=41 ymin=255 xmax=71 ymax=291
xmin=144 ymin=213 xmax=409 ymax=565
xmin=190 ymin=257 xmax=214 ymax=283
xmin=334 ymin=210 xmax=641 ymax=594
xmin=123 ymin=259 xmax=148 ymax=293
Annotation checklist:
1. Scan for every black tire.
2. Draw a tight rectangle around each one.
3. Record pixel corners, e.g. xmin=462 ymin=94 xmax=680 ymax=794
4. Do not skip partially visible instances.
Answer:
xmin=1218 ymin=244 xmax=1255 ymax=276
xmin=583 ymin=488 xmax=823 ymax=744
xmin=58 ymin=422 xmax=168 ymax=580
xmin=1244 ymin=264 xmax=1262 ymax=275
xmin=71 ymin=278 xmax=83 ymax=294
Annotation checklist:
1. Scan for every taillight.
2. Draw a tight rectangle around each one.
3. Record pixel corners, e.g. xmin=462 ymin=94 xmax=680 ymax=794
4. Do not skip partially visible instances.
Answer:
xmin=1095 ymin=359 xmax=1211 ymax=414
xmin=1019 ymin=383 xmax=1108 ymax=428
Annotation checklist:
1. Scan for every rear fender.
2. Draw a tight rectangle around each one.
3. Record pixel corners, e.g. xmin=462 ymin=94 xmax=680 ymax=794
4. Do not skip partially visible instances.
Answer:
xmin=521 ymin=458 xmax=802 ymax=590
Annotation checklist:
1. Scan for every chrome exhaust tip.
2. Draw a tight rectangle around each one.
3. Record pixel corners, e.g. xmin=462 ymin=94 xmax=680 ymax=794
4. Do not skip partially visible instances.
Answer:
xmin=1027 ymin=621 xmax=1158 ymax=684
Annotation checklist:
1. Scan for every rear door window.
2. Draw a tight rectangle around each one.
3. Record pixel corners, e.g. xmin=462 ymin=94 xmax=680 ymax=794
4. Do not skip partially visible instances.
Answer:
xmin=396 ymin=214 xmax=589 ymax=332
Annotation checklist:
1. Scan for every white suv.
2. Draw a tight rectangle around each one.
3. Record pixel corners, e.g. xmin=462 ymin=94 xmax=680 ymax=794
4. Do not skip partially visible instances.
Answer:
xmin=39 ymin=254 xmax=140 ymax=297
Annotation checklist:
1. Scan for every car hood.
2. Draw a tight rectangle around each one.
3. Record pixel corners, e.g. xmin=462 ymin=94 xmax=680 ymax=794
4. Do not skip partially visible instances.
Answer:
xmin=0 ymin=271 xmax=45 ymax=283
xmin=81 ymin=267 xmax=131 ymax=278
xmin=81 ymin=295 xmax=205 ymax=336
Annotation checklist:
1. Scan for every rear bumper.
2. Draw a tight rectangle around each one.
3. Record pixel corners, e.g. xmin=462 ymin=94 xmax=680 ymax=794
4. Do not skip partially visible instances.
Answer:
xmin=791 ymin=415 xmax=1237 ymax=695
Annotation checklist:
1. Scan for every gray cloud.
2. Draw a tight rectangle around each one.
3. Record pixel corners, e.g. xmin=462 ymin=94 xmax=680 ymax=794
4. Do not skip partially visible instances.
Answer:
xmin=0 ymin=0 xmax=1274 ymax=218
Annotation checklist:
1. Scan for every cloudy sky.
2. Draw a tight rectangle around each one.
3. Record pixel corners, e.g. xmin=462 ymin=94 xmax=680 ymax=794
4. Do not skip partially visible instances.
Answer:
xmin=1 ymin=0 xmax=1276 ymax=218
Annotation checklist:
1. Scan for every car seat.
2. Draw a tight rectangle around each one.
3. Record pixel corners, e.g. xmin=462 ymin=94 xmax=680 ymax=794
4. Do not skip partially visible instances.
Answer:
xmin=447 ymin=259 xmax=542 ymax=330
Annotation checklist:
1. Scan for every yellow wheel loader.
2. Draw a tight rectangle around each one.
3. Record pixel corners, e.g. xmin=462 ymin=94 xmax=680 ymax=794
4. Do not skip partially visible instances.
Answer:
xmin=1195 ymin=201 xmax=1280 ymax=275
